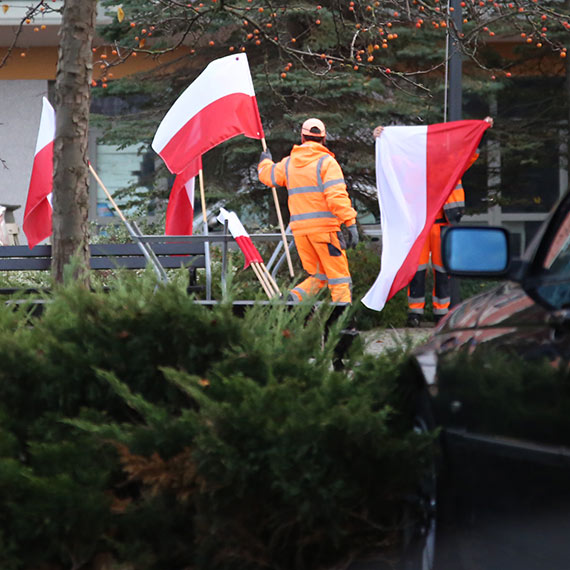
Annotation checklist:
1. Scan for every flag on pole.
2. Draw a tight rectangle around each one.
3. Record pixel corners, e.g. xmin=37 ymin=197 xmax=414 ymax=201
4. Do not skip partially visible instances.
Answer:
xmin=152 ymin=53 xmax=264 ymax=174
xmin=165 ymin=156 xmax=202 ymax=235
xmin=23 ymin=97 xmax=55 ymax=249
xmin=362 ymin=120 xmax=491 ymax=312
xmin=217 ymin=207 xmax=263 ymax=269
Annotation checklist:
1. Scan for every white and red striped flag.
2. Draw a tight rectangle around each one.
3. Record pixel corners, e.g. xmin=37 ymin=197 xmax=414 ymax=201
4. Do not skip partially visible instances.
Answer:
xmin=152 ymin=53 xmax=264 ymax=174
xmin=165 ymin=156 xmax=202 ymax=235
xmin=362 ymin=120 xmax=491 ymax=311
xmin=23 ymin=97 xmax=55 ymax=249
xmin=217 ymin=207 xmax=263 ymax=269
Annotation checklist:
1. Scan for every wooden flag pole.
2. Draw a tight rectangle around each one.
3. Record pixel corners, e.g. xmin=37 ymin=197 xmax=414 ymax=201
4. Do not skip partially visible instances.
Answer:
xmin=198 ymin=169 xmax=213 ymax=300
xmin=89 ymin=163 xmax=129 ymax=225
xmin=251 ymin=260 xmax=275 ymax=299
xmin=253 ymin=261 xmax=279 ymax=297
xmin=261 ymin=138 xmax=295 ymax=278
xmin=259 ymin=262 xmax=280 ymax=295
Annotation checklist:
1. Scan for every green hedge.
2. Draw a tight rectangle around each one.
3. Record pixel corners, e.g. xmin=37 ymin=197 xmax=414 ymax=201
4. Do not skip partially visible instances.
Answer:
xmin=0 ymin=275 xmax=433 ymax=570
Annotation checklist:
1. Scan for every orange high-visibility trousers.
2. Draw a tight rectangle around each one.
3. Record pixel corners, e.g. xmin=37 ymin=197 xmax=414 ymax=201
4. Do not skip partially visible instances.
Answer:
xmin=289 ymin=231 xmax=352 ymax=303
xmin=407 ymin=222 xmax=450 ymax=316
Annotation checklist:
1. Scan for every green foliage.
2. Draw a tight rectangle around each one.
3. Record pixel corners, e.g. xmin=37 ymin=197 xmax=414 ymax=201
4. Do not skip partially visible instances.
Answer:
xmin=0 ymin=274 xmax=433 ymax=569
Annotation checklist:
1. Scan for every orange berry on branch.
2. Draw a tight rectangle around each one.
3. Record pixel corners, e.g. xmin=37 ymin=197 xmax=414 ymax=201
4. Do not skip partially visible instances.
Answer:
xmin=281 ymin=72 xmax=286 ymax=78
xmin=258 ymin=7 xmax=263 ymax=12
xmin=561 ymin=51 xmax=567 ymax=58
xmin=316 ymin=19 xmax=320 ymax=24
xmin=209 ymin=40 xmax=215 ymax=46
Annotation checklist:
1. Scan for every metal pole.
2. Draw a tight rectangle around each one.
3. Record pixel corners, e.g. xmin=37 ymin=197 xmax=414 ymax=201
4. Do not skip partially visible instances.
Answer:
xmin=448 ymin=0 xmax=463 ymax=307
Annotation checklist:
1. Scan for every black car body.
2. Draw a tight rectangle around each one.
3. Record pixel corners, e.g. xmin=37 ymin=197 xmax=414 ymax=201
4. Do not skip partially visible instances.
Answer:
xmin=409 ymin=189 xmax=570 ymax=570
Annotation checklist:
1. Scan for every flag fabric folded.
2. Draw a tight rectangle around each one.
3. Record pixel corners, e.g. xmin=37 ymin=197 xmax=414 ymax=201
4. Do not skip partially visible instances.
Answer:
xmin=165 ymin=156 xmax=202 ymax=235
xmin=152 ymin=53 xmax=264 ymax=174
xmin=23 ymin=97 xmax=55 ymax=249
xmin=217 ymin=207 xmax=263 ymax=269
xmin=362 ymin=119 xmax=491 ymax=312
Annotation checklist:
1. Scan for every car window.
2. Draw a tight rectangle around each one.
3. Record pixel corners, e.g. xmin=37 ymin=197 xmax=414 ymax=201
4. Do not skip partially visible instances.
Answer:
xmin=535 ymin=207 xmax=570 ymax=308
xmin=543 ymin=210 xmax=570 ymax=275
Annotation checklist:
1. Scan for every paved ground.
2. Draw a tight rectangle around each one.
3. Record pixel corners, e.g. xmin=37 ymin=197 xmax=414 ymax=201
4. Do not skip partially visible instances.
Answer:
xmin=361 ymin=324 xmax=434 ymax=355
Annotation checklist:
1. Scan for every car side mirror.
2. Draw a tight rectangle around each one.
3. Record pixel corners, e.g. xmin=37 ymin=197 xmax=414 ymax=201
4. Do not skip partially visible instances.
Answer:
xmin=441 ymin=226 xmax=511 ymax=277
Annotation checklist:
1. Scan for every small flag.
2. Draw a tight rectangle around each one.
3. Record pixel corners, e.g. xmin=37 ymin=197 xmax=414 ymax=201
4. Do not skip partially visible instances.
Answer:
xmin=165 ymin=156 xmax=202 ymax=235
xmin=23 ymin=97 xmax=55 ymax=249
xmin=362 ymin=119 xmax=491 ymax=311
xmin=152 ymin=53 xmax=264 ymax=174
xmin=217 ymin=207 xmax=263 ymax=269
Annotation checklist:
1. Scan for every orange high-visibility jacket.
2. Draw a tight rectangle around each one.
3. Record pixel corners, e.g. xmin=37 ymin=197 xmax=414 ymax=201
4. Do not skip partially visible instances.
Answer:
xmin=258 ymin=141 xmax=357 ymax=236
xmin=442 ymin=180 xmax=466 ymax=224
xmin=440 ymin=152 xmax=478 ymax=224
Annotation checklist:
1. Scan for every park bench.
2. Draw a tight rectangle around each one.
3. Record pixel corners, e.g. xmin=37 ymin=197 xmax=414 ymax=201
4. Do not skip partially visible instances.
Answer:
xmin=0 ymin=241 xmax=207 ymax=296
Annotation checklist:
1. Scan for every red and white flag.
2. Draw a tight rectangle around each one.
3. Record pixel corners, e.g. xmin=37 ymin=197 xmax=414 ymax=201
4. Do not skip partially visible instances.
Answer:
xmin=152 ymin=53 xmax=264 ymax=174
xmin=23 ymin=97 xmax=55 ymax=249
xmin=362 ymin=120 xmax=491 ymax=311
xmin=165 ymin=156 xmax=202 ymax=235
xmin=217 ymin=207 xmax=263 ymax=269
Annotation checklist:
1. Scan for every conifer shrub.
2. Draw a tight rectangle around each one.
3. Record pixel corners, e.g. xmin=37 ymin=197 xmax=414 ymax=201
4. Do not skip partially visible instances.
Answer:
xmin=0 ymin=274 xmax=434 ymax=570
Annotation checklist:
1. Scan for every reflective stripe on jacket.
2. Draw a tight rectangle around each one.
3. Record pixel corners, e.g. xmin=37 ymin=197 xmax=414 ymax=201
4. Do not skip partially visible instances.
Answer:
xmin=258 ymin=141 xmax=357 ymax=235
xmin=443 ymin=180 xmax=466 ymax=224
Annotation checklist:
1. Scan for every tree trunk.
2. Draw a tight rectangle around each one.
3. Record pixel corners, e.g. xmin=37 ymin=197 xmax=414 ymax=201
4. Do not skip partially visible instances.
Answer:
xmin=52 ymin=0 xmax=97 ymax=283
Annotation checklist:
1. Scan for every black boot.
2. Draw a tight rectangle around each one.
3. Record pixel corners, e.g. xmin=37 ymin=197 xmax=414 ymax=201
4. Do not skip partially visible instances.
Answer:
xmin=406 ymin=314 xmax=422 ymax=328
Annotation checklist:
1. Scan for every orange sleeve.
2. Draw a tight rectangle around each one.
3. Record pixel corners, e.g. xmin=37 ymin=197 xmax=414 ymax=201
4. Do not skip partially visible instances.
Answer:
xmin=321 ymin=158 xmax=357 ymax=226
xmin=258 ymin=157 xmax=288 ymax=188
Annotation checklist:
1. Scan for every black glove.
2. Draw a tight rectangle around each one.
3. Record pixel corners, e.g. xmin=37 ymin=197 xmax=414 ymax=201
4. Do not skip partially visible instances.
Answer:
xmin=259 ymin=149 xmax=272 ymax=164
xmin=346 ymin=224 xmax=359 ymax=249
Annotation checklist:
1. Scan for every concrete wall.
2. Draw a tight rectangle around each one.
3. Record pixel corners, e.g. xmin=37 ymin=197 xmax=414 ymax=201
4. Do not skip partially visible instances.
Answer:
xmin=0 ymin=80 xmax=48 ymax=244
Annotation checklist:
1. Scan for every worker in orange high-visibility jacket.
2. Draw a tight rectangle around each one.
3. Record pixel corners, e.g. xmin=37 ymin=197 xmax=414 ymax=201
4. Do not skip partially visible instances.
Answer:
xmin=258 ymin=118 xmax=358 ymax=303
xmin=406 ymin=178 xmax=468 ymax=326
xmin=406 ymin=116 xmax=494 ymax=327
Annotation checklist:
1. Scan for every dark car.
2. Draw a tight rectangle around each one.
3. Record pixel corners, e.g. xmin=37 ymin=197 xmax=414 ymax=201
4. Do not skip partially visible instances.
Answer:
xmin=407 ymin=189 xmax=570 ymax=570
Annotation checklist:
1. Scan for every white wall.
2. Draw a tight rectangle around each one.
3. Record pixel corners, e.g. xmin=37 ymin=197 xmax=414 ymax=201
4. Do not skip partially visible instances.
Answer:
xmin=0 ymin=80 xmax=48 ymax=244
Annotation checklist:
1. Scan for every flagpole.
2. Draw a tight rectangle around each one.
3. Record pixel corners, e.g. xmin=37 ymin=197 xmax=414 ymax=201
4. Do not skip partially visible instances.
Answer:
xmin=253 ymin=261 xmax=279 ymax=297
xmin=88 ymin=163 xmax=168 ymax=283
xmin=261 ymin=138 xmax=295 ymax=278
xmin=251 ymin=261 xmax=276 ymax=299
xmin=259 ymin=262 xmax=280 ymax=295
xmin=198 ymin=169 xmax=212 ymax=301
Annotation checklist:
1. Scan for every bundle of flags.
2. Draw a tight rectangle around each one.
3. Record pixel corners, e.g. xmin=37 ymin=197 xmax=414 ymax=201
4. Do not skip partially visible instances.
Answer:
xmin=217 ymin=207 xmax=280 ymax=298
